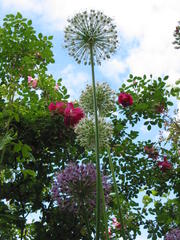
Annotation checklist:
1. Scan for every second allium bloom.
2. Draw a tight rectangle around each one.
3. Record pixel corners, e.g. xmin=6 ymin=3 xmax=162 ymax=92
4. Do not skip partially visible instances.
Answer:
xmin=74 ymin=117 xmax=113 ymax=151
xmin=80 ymin=82 xmax=115 ymax=117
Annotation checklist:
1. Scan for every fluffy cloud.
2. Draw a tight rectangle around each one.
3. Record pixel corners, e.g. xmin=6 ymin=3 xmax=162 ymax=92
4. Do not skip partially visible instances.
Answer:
xmin=99 ymin=58 xmax=127 ymax=83
xmin=1 ymin=0 xmax=180 ymax=89
xmin=60 ymin=64 xmax=90 ymax=100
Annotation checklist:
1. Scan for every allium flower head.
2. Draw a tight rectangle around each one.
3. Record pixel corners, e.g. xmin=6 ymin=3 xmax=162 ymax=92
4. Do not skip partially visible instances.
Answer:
xmin=165 ymin=228 xmax=180 ymax=240
xmin=64 ymin=9 xmax=118 ymax=65
xmin=80 ymin=82 xmax=115 ymax=116
xmin=52 ymin=163 xmax=111 ymax=213
xmin=74 ymin=116 xmax=113 ymax=151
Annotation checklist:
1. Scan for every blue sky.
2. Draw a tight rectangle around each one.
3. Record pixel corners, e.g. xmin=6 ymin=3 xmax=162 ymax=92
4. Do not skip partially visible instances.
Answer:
xmin=0 ymin=0 xmax=180 ymax=239
xmin=1 ymin=0 xmax=180 ymax=104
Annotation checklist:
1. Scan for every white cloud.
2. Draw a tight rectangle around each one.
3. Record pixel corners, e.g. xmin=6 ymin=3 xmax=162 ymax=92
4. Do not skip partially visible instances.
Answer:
xmin=1 ymin=0 xmax=43 ymax=14
xmin=99 ymin=58 xmax=127 ymax=83
xmin=1 ymin=0 xmax=180 ymax=87
xmin=60 ymin=64 xmax=90 ymax=100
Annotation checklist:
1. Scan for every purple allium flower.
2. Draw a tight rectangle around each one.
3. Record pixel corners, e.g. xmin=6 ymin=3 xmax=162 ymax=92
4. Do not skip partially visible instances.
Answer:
xmin=52 ymin=163 xmax=111 ymax=213
xmin=165 ymin=228 xmax=180 ymax=240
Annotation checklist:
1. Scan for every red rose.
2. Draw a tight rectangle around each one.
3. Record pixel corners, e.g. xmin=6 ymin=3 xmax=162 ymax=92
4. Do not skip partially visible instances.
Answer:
xmin=155 ymin=104 xmax=165 ymax=114
xmin=118 ymin=92 xmax=133 ymax=107
xmin=144 ymin=146 xmax=158 ymax=159
xmin=64 ymin=102 xmax=84 ymax=127
xmin=157 ymin=157 xmax=172 ymax=172
xmin=56 ymin=102 xmax=66 ymax=115
xmin=48 ymin=102 xmax=56 ymax=112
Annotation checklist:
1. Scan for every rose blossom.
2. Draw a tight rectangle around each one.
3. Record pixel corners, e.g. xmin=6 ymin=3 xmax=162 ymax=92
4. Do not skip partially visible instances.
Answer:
xmin=31 ymin=79 xmax=38 ymax=88
xmin=64 ymin=102 xmax=84 ymax=127
xmin=48 ymin=102 xmax=56 ymax=112
xmin=28 ymin=76 xmax=38 ymax=89
xmin=112 ymin=217 xmax=121 ymax=230
xmin=56 ymin=102 xmax=66 ymax=114
xmin=54 ymin=83 xmax=59 ymax=90
xmin=157 ymin=156 xmax=172 ymax=172
xmin=118 ymin=92 xmax=133 ymax=107
xmin=144 ymin=146 xmax=158 ymax=159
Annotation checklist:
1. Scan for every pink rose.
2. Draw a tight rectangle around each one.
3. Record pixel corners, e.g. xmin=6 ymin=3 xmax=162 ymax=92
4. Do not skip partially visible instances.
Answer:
xmin=112 ymin=218 xmax=121 ymax=229
xmin=28 ymin=76 xmax=33 ymax=84
xmin=54 ymin=83 xmax=59 ymax=91
xmin=28 ymin=76 xmax=38 ymax=89
xmin=32 ymin=79 xmax=38 ymax=89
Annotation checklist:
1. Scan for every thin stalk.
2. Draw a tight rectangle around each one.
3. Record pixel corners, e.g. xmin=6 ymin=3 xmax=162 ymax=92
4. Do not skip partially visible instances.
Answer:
xmin=100 ymin=177 xmax=110 ymax=240
xmin=107 ymin=146 xmax=126 ymax=240
xmin=82 ymin=204 xmax=92 ymax=240
xmin=89 ymin=43 xmax=101 ymax=240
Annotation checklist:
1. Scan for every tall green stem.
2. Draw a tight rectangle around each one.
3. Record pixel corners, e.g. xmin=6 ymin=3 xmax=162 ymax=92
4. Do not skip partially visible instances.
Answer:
xmin=107 ymin=146 xmax=126 ymax=240
xmin=100 ymin=177 xmax=110 ymax=240
xmin=89 ymin=44 xmax=101 ymax=240
xmin=82 ymin=204 xmax=92 ymax=240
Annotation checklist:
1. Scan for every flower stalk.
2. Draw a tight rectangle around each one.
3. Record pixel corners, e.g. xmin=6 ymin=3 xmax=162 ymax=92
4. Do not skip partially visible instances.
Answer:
xmin=100 ymin=175 xmax=110 ymax=240
xmin=89 ymin=43 xmax=101 ymax=240
xmin=107 ymin=146 xmax=126 ymax=240
xmin=64 ymin=10 xmax=118 ymax=239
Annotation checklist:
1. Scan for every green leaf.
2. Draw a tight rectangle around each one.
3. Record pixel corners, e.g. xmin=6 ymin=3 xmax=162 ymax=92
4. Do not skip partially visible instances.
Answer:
xmin=13 ymin=142 xmax=22 ymax=153
xmin=147 ymin=125 xmax=151 ymax=131
xmin=21 ymin=169 xmax=36 ymax=178
xmin=0 ymin=133 xmax=13 ymax=150
xmin=151 ymin=190 xmax=158 ymax=196
xmin=129 ymin=74 xmax=133 ymax=78
xmin=164 ymin=75 xmax=169 ymax=80
xmin=142 ymin=195 xmax=153 ymax=206
xmin=167 ymin=101 xmax=173 ymax=106
xmin=27 ymin=20 xmax=32 ymax=25
xmin=16 ymin=12 xmax=22 ymax=19
xmin=22 ymin=144 xmax=31 ymax=158
xmin=38 ymin=33 xmax=43 ymax=39
xmin=14 ymin=112 xmax=19 ymax=122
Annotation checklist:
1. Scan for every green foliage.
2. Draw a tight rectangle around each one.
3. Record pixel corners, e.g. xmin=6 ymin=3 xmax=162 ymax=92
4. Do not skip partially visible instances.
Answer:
xmin=119 ymin=74 xmax=172 ymax=129
xmin=0 ymin=13 xmax=85 ymax=240
xmin=0 ymin=12 xmax=179 ymax=240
